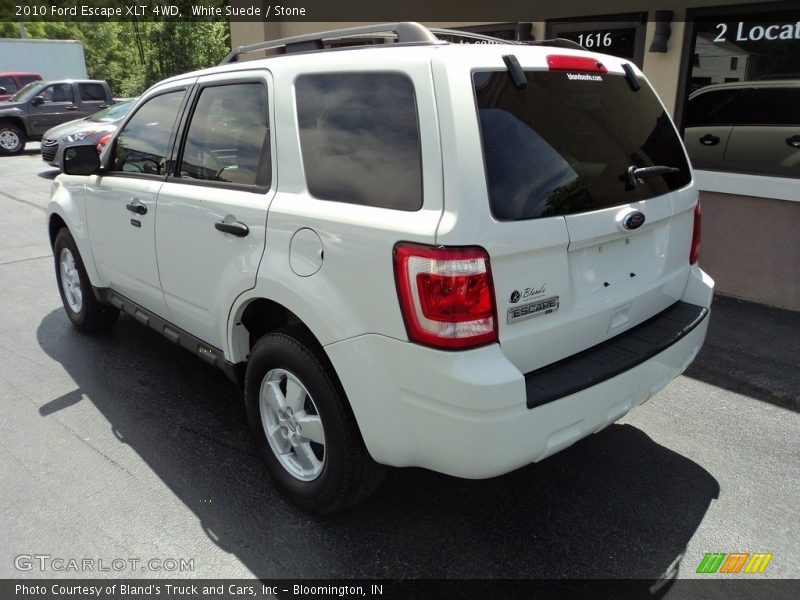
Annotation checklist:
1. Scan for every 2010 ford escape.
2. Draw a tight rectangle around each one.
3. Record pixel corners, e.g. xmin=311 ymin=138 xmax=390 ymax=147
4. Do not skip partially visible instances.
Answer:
xmin=47 ymin=23 xmax=713 ymax=513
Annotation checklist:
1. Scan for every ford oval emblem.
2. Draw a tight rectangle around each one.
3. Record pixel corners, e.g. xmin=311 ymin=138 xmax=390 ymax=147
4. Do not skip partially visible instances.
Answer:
xmin=623 ymin=211 xmax=646 ymax=230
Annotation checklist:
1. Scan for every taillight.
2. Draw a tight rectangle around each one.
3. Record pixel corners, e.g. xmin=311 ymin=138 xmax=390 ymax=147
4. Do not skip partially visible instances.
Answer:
xmin=96 ymin=133 xmax=112 ymax=154
xmin=393 ymin=243 xmax=498 ymax=350
xmin=690 ymin=201 xmax=702 ymax=264
xmin=547 ymin=55 xmax=608 ymax=74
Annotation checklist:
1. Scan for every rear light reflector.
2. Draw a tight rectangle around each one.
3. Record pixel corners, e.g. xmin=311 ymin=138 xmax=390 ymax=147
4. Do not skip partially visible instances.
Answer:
xmin=96 ymin=133 xmax=112 ymax=154
xmin=393 ymin=243 xmax=498 ymax=349
xmin=690 ymin=201 xmax=701 ymax=264
xmin=547 ymin=55 xmax=608 ymax=74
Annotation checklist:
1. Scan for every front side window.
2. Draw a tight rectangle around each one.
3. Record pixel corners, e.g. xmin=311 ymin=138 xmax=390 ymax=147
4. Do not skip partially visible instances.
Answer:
xmin=178 ymin=82 xmax=269 ymax=187
xmin=111 ymin=90 xmax=185 ymax=175
xmin=41 ymin=83 xmax=74 ymax=104
xmin=295 ymin=72 xmax=422 ymax=211
xmin=474 ymin=70 xmax=691 ymax=221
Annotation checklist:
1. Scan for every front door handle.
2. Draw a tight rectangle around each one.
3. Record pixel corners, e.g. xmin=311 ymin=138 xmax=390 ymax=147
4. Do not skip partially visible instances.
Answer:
xmin=65 ymin=105 xmax=78 ymax=110
xmin=215 ymin=220 xmax=249 ymax=237
xmin=786 ymin=135 xmax=800 ymax=149
xmin=699 ymin=134 xmax=720 ymax=146
xmin=126 ymin=199 xmax=147 ymax=215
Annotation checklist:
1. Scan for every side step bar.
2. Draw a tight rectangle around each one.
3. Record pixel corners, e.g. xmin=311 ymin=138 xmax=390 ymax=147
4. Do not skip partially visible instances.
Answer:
xmin=94 ymin=287 xmax=244 ymax=387
xmin=525 ymin=301 xmax=708 ymax=409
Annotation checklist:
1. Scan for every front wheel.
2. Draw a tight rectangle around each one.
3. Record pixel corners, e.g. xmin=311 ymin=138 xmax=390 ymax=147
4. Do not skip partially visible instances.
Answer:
xmin=53 ymin=228 xmax=119 ymax=332
xmin=245 ymin=331 xmax=385 ymax=513
xmin=0 ymin=124 xmax=25 ymax=155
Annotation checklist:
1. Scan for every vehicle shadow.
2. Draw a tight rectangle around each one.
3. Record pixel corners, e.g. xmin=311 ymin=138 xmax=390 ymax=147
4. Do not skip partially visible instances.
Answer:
xmin=684 ymin=294 xmax=800 ymax=412
xmin=36 ymin=309 xmax=719 ymax=585
xmin=37 ymin=169 xmax=59 ymax=180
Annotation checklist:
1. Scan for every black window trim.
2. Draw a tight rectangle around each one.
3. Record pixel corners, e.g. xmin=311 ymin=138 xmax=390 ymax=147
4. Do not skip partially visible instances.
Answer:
xmin=294 ymin=69 xmax=425 ymax=212
xmin=167 ymin=76 xmax=272 ymax=195
xmin=102 ymin=85 xmax=192 ymax=183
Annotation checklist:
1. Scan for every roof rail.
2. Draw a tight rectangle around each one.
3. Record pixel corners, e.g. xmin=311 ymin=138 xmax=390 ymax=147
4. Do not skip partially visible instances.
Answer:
xmin=522 ymin=38 xmax=586 ymax=51
xmin=219 ymin=21 xmax=439 ymax=64
xmin=427 ymin=28 xmax=513 ymax=45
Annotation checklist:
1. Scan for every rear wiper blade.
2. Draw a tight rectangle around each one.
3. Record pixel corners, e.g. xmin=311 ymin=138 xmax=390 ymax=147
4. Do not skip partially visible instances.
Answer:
xmin=626 ymin=165 xmax=680 ymax=189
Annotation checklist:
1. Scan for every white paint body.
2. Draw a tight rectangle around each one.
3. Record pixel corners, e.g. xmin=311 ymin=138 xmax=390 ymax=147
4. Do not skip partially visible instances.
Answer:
xmin=48 ymin=41 xmax=714 ymax=478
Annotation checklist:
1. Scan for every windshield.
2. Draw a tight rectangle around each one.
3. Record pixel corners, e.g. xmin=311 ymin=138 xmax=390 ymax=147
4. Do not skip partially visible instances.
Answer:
xmin=9 ymin=81 xmax=44 ymax=103
xmin=473 ymin=70 xmax=691 ymax=221
xmin=88 ymin=101 xmax=135 ymax=123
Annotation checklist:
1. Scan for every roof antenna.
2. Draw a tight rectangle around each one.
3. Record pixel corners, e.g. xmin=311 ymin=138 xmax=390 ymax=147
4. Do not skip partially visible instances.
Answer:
xmin=502 ymin=54 xmax=526 ymax=89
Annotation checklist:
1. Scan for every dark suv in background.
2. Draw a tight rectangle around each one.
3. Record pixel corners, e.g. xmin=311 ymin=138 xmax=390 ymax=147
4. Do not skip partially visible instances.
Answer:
xmin=0 ymin=79 xmax=113 ymax=155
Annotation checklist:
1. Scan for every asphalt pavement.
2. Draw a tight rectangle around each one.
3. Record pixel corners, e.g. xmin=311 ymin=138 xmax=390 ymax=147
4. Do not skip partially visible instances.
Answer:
xmin=1 ymin=147 xmax=798 ymax=584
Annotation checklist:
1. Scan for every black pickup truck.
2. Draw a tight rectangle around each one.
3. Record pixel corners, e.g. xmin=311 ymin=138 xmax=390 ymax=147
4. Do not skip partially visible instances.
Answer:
xmin=0 ymin=79 xmax=113 ymax=155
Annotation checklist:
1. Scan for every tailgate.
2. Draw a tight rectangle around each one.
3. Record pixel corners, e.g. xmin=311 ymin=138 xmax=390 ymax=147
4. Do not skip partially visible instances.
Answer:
xmin=471 ymin=60 xmax=696 ymax=374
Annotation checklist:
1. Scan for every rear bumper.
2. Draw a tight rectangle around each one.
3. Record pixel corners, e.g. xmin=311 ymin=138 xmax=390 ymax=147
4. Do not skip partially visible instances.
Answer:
xmin=325 ymin=266 xmax=713 ymax=478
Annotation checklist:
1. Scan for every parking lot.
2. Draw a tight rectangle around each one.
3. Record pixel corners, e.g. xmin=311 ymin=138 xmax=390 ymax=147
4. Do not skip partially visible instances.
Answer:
xmin=1 ymin=147 xmax=798 ymax=582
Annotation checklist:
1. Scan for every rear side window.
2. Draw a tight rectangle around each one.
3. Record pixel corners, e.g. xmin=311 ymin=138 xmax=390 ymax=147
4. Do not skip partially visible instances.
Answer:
xmin=685 ymin=88 xmax=749 ymax=126
xmin=111 ymin=90 xmax=185 ymax=175
xmin=78 ymin=83 xmax=106 ymax=101
xmin=743 ymin=88 xmax=800 ymax=126
xmin=474 ymin=70 xmax=691 ymax=221
xmin=295 ymin=73 xmax=422 ymax=211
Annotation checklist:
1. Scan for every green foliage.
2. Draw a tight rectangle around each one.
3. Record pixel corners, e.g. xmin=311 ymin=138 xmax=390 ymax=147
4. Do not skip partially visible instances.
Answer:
xmin=2 ymin=20 xmax=230 ymax=97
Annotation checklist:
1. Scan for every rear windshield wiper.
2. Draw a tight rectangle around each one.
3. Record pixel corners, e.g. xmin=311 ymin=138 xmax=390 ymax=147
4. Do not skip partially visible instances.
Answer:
xmin=626 ymin=165 xmax=680 ymax=189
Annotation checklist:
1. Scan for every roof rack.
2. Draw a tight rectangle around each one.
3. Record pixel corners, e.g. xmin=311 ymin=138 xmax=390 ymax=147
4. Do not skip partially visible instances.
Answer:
xmin=522 ymin=38 xmax=586 ymax=51
xmin=218 ymin=23 xmax=588 ymax=66
xmin=220 ymin=22 xmax=439 ymax=64
xmin=427 ymin=28 xmax=512 ymax=45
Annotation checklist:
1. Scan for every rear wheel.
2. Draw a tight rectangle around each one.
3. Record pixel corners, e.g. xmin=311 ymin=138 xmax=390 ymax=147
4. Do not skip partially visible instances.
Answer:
xmin=53 ymin=228 xmax=118 ymax=332
xmin=245 ymin=331 xmax=385 ymax=513
xmin=0 ymin=124 xmax=25 ymax=155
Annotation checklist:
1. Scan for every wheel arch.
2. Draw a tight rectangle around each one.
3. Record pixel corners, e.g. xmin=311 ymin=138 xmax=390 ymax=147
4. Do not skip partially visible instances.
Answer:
xmin=0 ymin=116 xmax=29 ymax=137
xmin=47 ymin=185 xmax=103 ymax=288
xmin=229 ymin=296 xmax=322 ymax=364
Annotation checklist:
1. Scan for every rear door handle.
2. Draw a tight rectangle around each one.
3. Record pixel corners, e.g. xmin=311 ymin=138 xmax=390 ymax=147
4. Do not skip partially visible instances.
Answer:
xmin=215 ymin=220 xmax=249 ymax=237
xmin=126 ymin=198 xmax=147 ymax=215
xmin=65 ymin=105 xmax=78 ymax=111
xmin=699 ymin=134 xmax=720 ymax=146
xmin=786 ymin=135 xmax=800 ymax=149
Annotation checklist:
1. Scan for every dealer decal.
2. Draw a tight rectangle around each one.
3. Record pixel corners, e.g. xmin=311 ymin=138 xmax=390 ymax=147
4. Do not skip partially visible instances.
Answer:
xmin=507 ymin=296 xmax=560 ymax=324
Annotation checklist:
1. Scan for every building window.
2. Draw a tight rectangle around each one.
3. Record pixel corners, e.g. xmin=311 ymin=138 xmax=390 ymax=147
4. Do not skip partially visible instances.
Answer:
xmin=682 ymin=6 xmax=800 ymax=178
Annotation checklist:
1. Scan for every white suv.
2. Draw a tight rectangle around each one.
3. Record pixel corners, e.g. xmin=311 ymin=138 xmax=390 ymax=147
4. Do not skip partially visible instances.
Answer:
xmin=47 ymin=23 xmax=713 ymax=513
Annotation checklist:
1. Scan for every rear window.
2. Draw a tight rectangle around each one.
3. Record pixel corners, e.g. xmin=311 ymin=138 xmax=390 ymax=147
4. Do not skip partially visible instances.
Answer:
xmin=474 ymin=70 xmax=691 ymax=221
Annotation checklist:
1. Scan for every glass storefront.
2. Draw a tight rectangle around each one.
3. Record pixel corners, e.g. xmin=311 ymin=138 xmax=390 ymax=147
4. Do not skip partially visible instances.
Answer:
xmin=682 ymin=6 xmax=800 ymax=178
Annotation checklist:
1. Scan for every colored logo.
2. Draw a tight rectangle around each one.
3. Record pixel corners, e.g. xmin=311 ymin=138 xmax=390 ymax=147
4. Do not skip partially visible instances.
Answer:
xmin=696 ymin=552 xmax=773 ymax=574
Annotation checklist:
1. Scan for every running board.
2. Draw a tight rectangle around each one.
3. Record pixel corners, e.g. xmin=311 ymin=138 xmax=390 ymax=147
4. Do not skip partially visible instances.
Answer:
xmin=94 ymin=287 xmax=244 ymax=387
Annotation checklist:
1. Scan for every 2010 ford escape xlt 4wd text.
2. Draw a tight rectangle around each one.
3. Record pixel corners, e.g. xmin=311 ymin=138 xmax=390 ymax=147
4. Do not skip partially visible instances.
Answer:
xmin=47 ymin=23 xmax=713 ymax=513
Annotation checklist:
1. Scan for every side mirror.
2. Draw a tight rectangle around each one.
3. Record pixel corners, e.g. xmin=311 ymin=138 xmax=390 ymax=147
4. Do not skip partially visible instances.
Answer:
xmin=31 ymin=95 xmax=45 ymax=106
xmin=0 ymin=87 xmax=7 ymax=95
xmin=63 ymin=144 xmax=101 ymax=175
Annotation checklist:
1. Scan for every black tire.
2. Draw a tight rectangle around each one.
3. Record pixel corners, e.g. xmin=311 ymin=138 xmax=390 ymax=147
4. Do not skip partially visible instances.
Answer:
xmin=53 ymin=228 xmax=119 ymax=332
xmin=0 ymin=123 xmax=25 ymax=155
xmin=245 ymin=331 xmax=385 ymax=513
